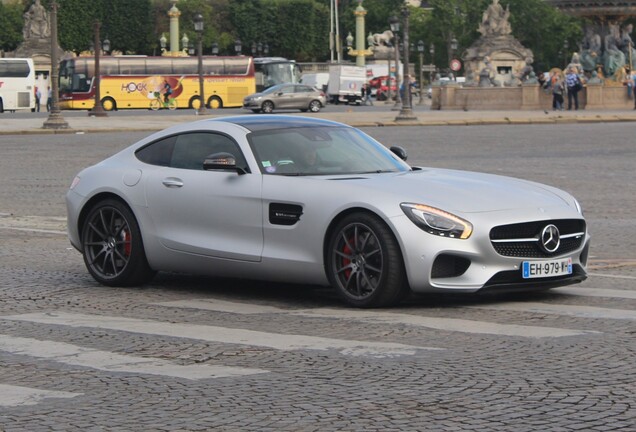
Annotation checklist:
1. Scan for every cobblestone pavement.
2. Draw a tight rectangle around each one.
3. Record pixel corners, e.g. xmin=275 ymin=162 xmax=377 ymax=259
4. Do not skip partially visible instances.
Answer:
xmin=0 ymin=123 xmax=635 ymax=431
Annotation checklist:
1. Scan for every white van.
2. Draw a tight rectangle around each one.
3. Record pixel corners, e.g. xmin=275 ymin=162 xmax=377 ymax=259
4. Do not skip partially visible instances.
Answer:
xmin=300 ymin=73 xmax=329 ymax=92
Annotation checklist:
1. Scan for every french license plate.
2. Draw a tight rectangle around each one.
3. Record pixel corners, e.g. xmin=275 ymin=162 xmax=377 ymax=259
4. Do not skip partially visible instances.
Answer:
xmin=522 ymin=258 xmax=572 ymax=279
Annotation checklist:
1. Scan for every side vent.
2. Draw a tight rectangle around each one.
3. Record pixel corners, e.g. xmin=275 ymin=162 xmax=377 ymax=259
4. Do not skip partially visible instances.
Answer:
xmin=269 ymin=203 xmax=303 ymax=226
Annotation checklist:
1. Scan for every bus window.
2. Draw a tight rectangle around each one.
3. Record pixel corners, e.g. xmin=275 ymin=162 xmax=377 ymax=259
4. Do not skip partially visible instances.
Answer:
xmin=203 ymin=58 xmax=224 ymax=75
xmin=150 ymin=58 xmax=173 ymax=74
xmin=225 ymin=58 xmax=250 ymax=75
xmin=119 ymin=59 xmax=146 ymax=75
xmin=0 ymin=60 xmax=30 ymax=77
xmin=172 ymin=59 xmax=197 ymax=74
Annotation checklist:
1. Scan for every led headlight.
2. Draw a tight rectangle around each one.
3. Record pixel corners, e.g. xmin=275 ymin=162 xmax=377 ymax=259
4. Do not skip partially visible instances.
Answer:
xmin=401 ymin=203 xmax=473 ymax=239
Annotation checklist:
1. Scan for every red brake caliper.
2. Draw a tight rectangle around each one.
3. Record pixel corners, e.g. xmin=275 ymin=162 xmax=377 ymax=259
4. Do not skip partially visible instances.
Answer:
xmin=342 ymin=238 xmax=353 ymax=279
xmin=122 ymin=230 xmax=132 ymax=256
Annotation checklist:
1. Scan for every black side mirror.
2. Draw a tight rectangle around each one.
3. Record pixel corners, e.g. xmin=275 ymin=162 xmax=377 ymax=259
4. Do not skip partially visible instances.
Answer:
xmin=390 ymin=146 xmax=408 ymax=161
xmin=203 ymin=152 xmax=247 ymax=175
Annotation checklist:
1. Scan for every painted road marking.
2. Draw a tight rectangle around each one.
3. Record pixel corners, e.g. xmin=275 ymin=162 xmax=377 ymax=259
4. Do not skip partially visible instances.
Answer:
xmin=552 ymin=287 xmax=636 ymax=299
xmin=466 ymin=302 xmax=636 ymax=320
xmin=2 ymin=312 xmax=436 ymax=358
xmin=0 ymin=334 xmax=267 ymax=380
xmin=155 ymin=299 xmax=598 ymax=338
xmin=0 ymin=383 xmax=81 ymax=407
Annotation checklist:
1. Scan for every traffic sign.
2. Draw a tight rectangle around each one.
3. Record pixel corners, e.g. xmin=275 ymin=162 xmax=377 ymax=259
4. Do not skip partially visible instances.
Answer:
xmin=450 ymin=58 xmax=462 ymax=72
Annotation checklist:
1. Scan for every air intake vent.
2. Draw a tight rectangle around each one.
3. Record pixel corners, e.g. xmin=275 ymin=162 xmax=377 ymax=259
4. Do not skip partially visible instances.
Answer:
xmin=269 ymin=203 xmax=303 ymax=226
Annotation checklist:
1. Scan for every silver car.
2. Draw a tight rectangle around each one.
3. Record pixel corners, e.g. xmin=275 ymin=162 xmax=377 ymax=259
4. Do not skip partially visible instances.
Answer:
xmin=66 ymin=116 xmax=589 ymax=308
xmin=243 ymin=83 xmax=327 ymax=113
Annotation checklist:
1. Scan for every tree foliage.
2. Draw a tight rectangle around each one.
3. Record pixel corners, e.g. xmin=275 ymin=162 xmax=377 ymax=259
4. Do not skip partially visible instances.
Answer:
xmin=0 ymin=0 xmax=589 ymax=73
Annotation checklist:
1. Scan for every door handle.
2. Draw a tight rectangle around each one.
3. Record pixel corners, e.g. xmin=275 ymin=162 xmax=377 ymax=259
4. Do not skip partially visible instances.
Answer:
xmin=162 ymin=177 xmax=184 ymax=188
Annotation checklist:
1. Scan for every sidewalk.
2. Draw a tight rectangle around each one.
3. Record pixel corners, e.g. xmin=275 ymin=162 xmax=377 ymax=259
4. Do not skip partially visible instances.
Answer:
xmin=2 ymin=107 xmax=636 ymax=135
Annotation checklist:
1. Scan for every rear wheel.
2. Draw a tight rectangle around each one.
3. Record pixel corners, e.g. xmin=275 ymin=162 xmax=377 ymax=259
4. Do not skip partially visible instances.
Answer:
xmin=81 ymin=199 xmax=155 ymax=286
xmin=189 ymin=96 xmax=202 ymax=110
xmin=149 ymin=99 xmax=161 ymax=111
xmin=208 ymin=96 xmax=222 ymax=109
xmin=261 ymin=100 xmax=274 ymax=113
xmin=326 ymin=212 xmax=408 ymax=308
xmin=167 ymin=98 xmax=177 ymax=110
xmin=308 ymin=100 xmax=322 ymax=112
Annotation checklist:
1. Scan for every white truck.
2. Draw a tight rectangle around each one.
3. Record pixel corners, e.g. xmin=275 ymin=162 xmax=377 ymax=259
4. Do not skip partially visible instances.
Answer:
xmin=327 ymin=65 xmax=366 ymax=105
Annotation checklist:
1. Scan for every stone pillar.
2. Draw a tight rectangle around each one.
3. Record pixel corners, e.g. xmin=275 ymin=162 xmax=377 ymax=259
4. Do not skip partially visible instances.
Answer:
xmin=354 ymin=2 xmax=367 ymax=67
xmin=521 ymin=83 xmax=541 ymax=110
xmin=168 ymin=0 xmax=181 ymax=55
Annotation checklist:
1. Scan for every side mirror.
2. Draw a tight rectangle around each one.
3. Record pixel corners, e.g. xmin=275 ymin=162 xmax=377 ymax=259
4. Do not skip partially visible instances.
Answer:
xmin=390 ymin=146 xmax=408 ymax=161
xmin=203 ymin=152 xmax=247 ymax=175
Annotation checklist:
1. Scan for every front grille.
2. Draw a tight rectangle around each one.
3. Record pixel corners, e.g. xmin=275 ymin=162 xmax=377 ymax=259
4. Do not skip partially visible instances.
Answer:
xmin=490 ymin=219 xmax=585 ymax=258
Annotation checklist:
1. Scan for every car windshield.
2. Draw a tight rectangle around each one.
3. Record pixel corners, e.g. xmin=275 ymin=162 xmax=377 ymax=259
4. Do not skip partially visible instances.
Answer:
xmin=248 ymin=126 xmax=411 ymax=176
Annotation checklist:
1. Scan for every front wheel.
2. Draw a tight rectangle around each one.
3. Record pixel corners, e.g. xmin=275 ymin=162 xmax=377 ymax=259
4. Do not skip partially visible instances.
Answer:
xmin=149 ymin=99 xmax=161 ymax=111
xmin=101 ymin=97 xmax=116 ymax=111
xmin=81 ymin=199 xmax=155 ymax=286
xmin=208 ymin=96 xmax=223 ymax=109
xmin=167 ymin=98 xmax=177 ymax=110
xmin=326 ymin=213 xmax=408 ymax=308
xmin=261 ymin=100 xmax=274 ymax=113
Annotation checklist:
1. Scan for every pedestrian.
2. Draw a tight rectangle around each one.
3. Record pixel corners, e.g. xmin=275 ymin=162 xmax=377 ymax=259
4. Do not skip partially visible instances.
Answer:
xmin=565 ymin=67 xmax=582 ymax=110
xmin=361 ymin=83 xmax=373 ymax=106
xmin=46 ymin=86 xmax=52 ymax=111
xmin=34 ymin=86 xmax=41 ymax=112
xmin=552 ymin=77 xmax=565 ymax=111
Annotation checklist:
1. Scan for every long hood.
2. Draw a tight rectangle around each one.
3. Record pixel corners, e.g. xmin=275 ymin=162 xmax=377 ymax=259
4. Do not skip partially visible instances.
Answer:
xmin=335 ymin=168 xmax=573 ymax=214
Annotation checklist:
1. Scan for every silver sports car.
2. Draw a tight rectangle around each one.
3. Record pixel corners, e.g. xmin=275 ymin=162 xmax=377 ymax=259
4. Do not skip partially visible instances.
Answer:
xmin=66 ymin=116 xmax=590 ymax=308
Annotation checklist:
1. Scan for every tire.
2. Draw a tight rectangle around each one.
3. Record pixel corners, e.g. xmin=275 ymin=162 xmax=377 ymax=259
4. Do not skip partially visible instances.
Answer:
xmin=0 ymin=99 xmax=4 ymax=113
xmin=189 ymin=96 xmax=202 ymax=110
xmin=308 ymin=100 xmax=322 ymax=112
xmin=149 ymin=99 xmax=161 ymax=111
xmin=261 ymin=100 xmax=274 ymax=113
xmin=208 ymin=96 xmax=222 ymax=109
xmin=326 ymin=212 xmax=408 ymax=308
xmin=81 ymin=199 xmax=155 ymax=287
xmin=101 ymin=97 xmax=116 ymax=111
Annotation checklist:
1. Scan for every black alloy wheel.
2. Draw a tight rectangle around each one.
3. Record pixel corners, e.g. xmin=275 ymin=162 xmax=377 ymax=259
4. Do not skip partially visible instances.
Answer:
xmin=261 ymin=100 xmax=274 ymax=113
xmin=327 ymin=212 xmax=407 ymax=308
xmin=81 ymin=199 xmax=155 ymax=286
xmin=308 ymin=100 xmax=321 ymax=112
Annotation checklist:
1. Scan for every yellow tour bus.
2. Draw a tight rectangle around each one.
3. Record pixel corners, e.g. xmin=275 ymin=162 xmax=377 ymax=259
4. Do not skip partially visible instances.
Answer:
xmin=58 ymin=55 xmax=256 ymax=111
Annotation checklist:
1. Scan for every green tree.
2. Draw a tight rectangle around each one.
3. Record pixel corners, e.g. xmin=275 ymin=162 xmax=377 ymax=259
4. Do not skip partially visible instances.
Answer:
xmin=0 ymin=1 xmax=24 ymax=52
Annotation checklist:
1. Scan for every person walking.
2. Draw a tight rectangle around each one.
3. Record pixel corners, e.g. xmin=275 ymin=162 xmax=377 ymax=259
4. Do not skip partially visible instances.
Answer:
xmin=552 ymin=77 xmax=565 ymax=111
xmin=46 ymin=86 xmax=52 ymax=111
xmin=34 ymin=86 xmax=41 ymax=112
xmin=565 ymin=67 xmax=582 ymax=110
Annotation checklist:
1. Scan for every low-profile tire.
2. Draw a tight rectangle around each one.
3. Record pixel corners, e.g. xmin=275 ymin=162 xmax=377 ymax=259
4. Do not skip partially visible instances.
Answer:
xmin=308 ymin=100 xmax=322 ymax=112
xmin=81 ymin=199 xmax=155 ymax=287
xmin=261 ymin=100 xmax=274 ymax=113
xmin=326 ymin=212 xmax=408 ymax=308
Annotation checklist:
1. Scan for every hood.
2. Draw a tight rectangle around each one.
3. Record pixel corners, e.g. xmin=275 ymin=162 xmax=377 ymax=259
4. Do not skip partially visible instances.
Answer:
xmin=335 ymin=168 xmax=573 ymax=214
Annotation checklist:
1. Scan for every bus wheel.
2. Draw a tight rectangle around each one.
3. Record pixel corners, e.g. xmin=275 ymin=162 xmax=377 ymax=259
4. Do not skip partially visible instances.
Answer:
xmin=188 ymin=96 xmax=202 ymax=110
xmin=207 ymin=96 xmax=222 ymax=109
xmin=102 ymin=97 xmax=116 ymax=111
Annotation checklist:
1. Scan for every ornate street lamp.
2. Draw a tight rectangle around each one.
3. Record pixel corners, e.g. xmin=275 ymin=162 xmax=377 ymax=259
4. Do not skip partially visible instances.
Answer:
xmin=389 ymin=15 xmax=401 ymax=108
xmin=234 ymin=39 xmax=242 ymax=56
xmin=429 ymin=42 xmax=436 ymax=83
xmin=211 ymin=42 xmax=219 ymax=56
xmin=181 ymin=33 xmax=189 ymax=56
xmin=159 ymin=34 xmax=168 ymax=55
xmin=88 ymin=20 xmax=109 ymax=117
xmin=194 ymin=13 xmax=206 ymax=114
xmin=43 ymin=0 xmax=68 ymax=129
xmin=417 ymin=40 xmax=425 ymax=105
xmin=395 ymin=5 xmax=417 ymax=121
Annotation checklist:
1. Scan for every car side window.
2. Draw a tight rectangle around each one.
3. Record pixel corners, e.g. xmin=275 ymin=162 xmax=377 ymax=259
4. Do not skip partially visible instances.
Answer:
xmin=136 ymin=132 xmax=248 ymax=172
xmin=280 ymin=86 xmax=294 ymax=94
xmin=171 ymin=132 xmax=248 ymax=171
xmin=296 ymin=85 xmax=312 ymax=93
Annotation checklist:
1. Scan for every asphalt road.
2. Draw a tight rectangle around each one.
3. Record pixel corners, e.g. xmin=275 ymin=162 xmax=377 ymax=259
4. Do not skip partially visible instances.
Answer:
xmin=0 ymin=124 xmax=635 ymax=431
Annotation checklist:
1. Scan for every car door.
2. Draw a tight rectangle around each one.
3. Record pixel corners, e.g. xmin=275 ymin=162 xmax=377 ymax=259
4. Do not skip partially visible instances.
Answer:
xmin=142 ymin=131 xmax=263 ymax=262
xmin=294 ymin=85 xmax=313 ymax=108
xmin=275 ymin=85 xmax=296 ymax=109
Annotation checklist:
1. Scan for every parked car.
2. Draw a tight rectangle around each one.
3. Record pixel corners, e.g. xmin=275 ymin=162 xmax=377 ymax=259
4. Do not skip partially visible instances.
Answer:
xmin=243 ymin=83 xmax=327 ymax=113
xmin=66 ymin=115 xmax=589 ymax=308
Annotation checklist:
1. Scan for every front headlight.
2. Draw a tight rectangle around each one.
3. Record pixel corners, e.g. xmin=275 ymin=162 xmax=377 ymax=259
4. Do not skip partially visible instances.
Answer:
xmin=400 ymin=203 xmax=473 ymax=239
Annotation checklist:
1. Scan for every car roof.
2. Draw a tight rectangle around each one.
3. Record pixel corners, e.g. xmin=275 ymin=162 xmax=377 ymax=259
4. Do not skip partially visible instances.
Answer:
xmin=210 ymin=115 xmax=348 ymax=132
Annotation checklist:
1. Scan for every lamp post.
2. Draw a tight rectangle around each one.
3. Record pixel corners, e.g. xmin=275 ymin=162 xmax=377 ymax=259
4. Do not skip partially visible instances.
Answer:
xmin=417 ymin=40 xmax=425 ymax=105
xmin=429 ymin=43 xmax=436 ymax=83
xmin=235 ymin=39 xmax=242 ymax=56
xmin=88 ymin=20 xmax=110 ymax=117
xmin=43 ymin=0 xmax=68 ymax=129
xmin=160 ymin=34 xmax=167 ymax=55
xmin=449 ymin=35 xmax=458 ymax=80
xmin=194 ymin=13 xmax=206 ymax=114
xmin=389 ymin=15 xmax=401 ymax=107
xmin=395 ymin=4 xmax=417 ymax=121
xmin=211 ymin=42 xmax=219 ymax=56
xmin=181 ymin=33 xmax=189 ymax=56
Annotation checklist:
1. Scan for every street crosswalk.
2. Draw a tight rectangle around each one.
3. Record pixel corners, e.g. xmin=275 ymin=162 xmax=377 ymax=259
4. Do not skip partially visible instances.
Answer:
xmin=1 ymin=287 xmax=635 ymax=408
